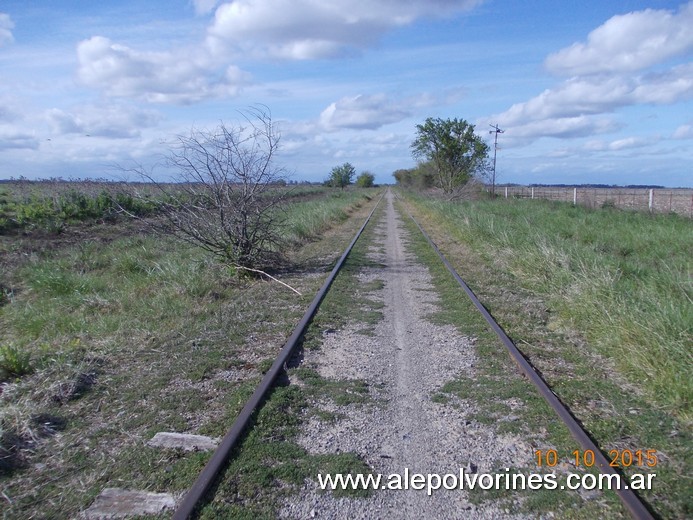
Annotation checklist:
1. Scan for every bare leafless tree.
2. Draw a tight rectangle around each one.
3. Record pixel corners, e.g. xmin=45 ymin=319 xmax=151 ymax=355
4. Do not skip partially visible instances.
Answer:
xmin=120 ymin=107 xmax=290 ymax=270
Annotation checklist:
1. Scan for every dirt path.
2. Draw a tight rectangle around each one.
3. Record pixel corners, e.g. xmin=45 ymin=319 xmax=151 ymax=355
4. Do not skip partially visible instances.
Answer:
xmin=281 ymin=190 xmax=536 ymax=519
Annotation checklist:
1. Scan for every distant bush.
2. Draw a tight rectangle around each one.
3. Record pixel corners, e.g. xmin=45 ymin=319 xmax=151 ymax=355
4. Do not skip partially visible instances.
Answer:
xmin=393 ymin=162 xmax=436 ymax=190
xmin=356 ymin=171 xmax=375 ymax=188
xmin=0 ymin=186 xmax=156 ymax=234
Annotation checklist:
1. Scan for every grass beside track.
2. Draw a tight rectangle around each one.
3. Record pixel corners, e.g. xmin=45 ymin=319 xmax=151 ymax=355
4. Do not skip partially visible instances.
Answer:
xmin=398 ymin=192 xmax=691 ymax=518
xmin=404 ymin=194 xmax=692 ymax=421
xmin=0 ymin=187 xmax=379 ymax=519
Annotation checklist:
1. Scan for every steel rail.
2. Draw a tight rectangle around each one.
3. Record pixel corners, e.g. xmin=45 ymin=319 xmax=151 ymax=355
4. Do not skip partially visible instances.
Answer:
xmin=172 ymin=192 xmax=384 ymax=520
xmin=402 ymin=201 xmax=655 ymax=520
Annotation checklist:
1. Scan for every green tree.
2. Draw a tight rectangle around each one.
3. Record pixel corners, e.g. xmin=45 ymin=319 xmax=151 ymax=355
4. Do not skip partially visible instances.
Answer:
xmin=411 ymin=117 xmax=489 ymax=194
xmin=328 ymin=162 xmax=355 ymax=189
xmin=355 ymin=171 xmax=375 ymax=188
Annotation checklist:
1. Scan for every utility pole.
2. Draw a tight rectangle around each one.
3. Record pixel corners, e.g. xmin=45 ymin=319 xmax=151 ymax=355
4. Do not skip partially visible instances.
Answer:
xmin=489 ymin=124 xmax=504 ymax=197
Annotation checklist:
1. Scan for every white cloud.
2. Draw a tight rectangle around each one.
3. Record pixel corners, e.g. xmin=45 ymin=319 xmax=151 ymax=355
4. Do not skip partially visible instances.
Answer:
xmin=545 ymin=2 xmax=693 ymax=76
xmin=319 ymin=94 xmax=411 ymax=130
xmin=672 ymin=124 xmax=693 ymax=139
xmin=606 ymin=136 xmax=652 ymax=151
xmin=206 ymin=0 xmax=483 ymax=60
xmin=76 ymin=1 xmax=482 ymax=105
xmin=315 ymin=89 xmax=463 ymax=132
xmin=46 ymin=105 xmax=162 ymax=139
xmin=486 ymin=57 xmax=693 ymax=144
xmin=494 ymin=65 xmax=693 ymax=129
xmin=632 ymin=63 xmax=693 ymax=104
xmin=490 ymin=3 xmax=693 ymax=147
xmin=501 ymin=116 xmax=619 ymax=142
xmin=0 ymin=13 xmax=14 ymax=47
xmin=76 ymin=36 xmax=251 ymax=104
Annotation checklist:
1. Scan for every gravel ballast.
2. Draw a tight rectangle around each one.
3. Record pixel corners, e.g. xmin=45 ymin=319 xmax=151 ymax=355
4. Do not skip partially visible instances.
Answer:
xmin=281 ymin=191 xmax=540 ymax=519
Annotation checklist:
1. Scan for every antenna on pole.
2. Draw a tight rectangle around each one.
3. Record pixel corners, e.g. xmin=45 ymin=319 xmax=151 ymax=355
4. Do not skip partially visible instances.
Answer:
xmin=489 ymin=124 xmax=504 ymax=198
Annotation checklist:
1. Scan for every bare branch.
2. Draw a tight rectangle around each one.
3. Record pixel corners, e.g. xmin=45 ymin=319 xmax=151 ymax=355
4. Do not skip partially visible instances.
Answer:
xmin=233 ymin=265 xmax=302 ymax=295
xmin=115 ymin=107 xmax=290 ymax=270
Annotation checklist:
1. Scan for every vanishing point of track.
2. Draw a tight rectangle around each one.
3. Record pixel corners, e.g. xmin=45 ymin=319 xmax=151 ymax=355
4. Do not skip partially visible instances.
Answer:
xmin=173 ymin=189 xmax=655 ymax=520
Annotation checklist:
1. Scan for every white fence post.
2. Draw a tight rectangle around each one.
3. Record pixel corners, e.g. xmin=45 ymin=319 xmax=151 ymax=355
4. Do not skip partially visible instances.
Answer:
xmin=573 ymin=187 xmax=577 ymax=205
xmin=531 ymin=187 xmax=534 ymax=199
xmin=649 ymin=189 xmax=654 ymax=212
xmin=505 ymin=186 xmax=508 ymax=198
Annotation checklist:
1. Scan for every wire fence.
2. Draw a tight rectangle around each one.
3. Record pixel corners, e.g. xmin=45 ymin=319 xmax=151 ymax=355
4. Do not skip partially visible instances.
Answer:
xmin=497 ymin=186 xmax=693 ymax=217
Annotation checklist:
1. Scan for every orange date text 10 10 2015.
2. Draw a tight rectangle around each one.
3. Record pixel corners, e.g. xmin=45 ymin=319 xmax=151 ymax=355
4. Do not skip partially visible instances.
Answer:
xmin=534 ymin=449 xmax=658 ymax=468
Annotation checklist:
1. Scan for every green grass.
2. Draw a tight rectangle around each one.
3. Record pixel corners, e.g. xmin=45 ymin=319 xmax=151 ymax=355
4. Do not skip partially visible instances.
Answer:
xmin=0 ymin=180 xmax=368 ymax=236
xmin=405 ymin=195 xmax=692 ymax=421
xmin=283 ymin=189 xmax=375 ymax=244
xmin=398 ymin=192 xmax=691 ymax=518
xmin=0 ymin=189 xmax=379 ymax=518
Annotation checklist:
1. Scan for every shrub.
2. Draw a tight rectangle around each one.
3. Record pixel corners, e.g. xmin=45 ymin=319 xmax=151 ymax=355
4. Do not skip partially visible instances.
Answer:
xmin=117 ymin=108 xmax=290 ymax=269
xmin=0 ymin=345 xmax=33 ymax=380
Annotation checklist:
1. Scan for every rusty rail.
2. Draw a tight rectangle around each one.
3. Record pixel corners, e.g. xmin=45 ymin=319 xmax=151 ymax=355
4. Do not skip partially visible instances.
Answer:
xmin=172 ymin=192 xmax=384 ymax=519
xmin=402 ymin=201 xmax=655 ymax=520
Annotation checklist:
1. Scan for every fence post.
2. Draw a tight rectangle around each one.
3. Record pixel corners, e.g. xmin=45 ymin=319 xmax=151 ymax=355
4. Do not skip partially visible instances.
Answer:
xmin=573 ymin=187 xmax=577 ymax=205
xmin=505 ymin=186 xmax=508 ymax=198
xmin=531 ymin=187 xmax=535 ymax=199
xmin=649 ymin=189 xmax=653 ymax=212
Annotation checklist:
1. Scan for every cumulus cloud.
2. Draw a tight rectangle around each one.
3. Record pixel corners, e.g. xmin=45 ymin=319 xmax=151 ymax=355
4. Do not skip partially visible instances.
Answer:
xmin=206 ymin=0 xmax=483 ymax=60
xmin=486 ymin=3 xmax=693 ymax=145
xmin=77 ymin=1 xmax=482 ymax=104
xmin=545 ymin=2 xmax=693 ymax=76
xmin=319 ymin=94 xmax=411 ymax=130
xmin=492 ymin=65 xmax=693 ymax=129
xmin=77 ymin=36 xmax=251 ymax=104
xmin=46 ymin=104 xmax=162 ymax=139
xmin=315 ymin=90 xmax=462 ymax=132
xmin=0 ymin=13 xmax=14 ymax=47
xmin=502 ymin=116 xmax=619 ymax=141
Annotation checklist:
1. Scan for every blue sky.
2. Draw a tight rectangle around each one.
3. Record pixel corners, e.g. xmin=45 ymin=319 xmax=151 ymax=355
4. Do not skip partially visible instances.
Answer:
xmin=1 ymin=0 xmax=691 ymax=186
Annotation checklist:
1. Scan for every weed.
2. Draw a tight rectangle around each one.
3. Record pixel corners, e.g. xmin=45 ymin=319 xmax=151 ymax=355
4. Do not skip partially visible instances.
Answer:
xmin=0 ymin=344 xmax=33 ymax=380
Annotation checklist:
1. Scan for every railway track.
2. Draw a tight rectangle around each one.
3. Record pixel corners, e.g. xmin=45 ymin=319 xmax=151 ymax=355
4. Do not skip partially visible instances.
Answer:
xmin=164 ymin=188 xmax=655 ymax=519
